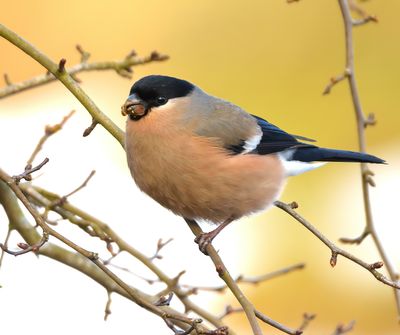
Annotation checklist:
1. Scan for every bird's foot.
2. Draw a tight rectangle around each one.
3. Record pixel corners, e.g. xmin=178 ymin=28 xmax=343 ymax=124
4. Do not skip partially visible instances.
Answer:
xmin=194 ymin=232 xmax=215 ymax=255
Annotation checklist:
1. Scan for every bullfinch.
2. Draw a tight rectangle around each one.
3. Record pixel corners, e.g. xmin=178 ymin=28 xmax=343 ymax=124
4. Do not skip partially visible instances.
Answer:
xmin=121 ymin=75 xmax=384 ymax=254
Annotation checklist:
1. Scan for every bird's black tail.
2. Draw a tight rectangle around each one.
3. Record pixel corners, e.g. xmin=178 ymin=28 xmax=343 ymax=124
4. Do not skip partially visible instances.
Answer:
xmin=291 ymin=147 xmax=385 ymax=164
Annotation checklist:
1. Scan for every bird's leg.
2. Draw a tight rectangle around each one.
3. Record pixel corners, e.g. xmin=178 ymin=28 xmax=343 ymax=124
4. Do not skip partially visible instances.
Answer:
xmin=194 ymin=217 xmax=234 ymax=255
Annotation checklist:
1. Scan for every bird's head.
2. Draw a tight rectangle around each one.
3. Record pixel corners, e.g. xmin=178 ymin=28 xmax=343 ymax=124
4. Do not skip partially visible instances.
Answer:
xmin=121 ymin=75 xmax=194 ymax=121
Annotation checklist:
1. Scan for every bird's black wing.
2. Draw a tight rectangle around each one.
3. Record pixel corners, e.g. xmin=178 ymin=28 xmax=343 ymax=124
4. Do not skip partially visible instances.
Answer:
xmin=251 ymin=115 xmax=385 ymax=164
xmin=251 ymin=115 xmax=313 ymax=155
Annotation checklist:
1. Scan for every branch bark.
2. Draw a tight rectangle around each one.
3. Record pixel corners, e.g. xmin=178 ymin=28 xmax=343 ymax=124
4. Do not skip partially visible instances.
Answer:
xmin=0 ymin=48 xmax=167 ymax=99
xmin=336 ymin=0 xmax=400 ymax=317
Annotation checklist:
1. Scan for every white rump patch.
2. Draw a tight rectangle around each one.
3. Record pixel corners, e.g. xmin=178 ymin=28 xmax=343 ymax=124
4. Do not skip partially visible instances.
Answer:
xmin=279 ymin=149 xmax=325 ymax=176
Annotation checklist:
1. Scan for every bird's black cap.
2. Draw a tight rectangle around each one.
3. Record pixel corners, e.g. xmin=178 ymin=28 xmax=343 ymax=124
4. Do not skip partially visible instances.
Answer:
xmin=129 ymin=75 xmax=195 ymax=102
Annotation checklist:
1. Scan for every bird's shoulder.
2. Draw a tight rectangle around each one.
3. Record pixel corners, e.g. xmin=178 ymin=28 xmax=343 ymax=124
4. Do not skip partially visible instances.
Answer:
xmin=187 ymin=95 xmax=262 ymax=154
xmin=186 ymin=92 xmax=315 ymax=155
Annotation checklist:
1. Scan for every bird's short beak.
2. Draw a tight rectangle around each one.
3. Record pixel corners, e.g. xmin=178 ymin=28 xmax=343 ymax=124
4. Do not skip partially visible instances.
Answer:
xmin=121 ymin=94 xmax=146 ymax=117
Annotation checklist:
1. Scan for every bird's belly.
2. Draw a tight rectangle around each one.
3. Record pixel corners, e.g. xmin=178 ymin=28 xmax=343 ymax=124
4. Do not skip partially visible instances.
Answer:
xmin=126 ymin=123 xmax=285 ymax=223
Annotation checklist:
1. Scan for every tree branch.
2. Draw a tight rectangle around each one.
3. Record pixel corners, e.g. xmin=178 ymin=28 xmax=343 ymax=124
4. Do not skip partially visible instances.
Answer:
xmin=185 ymin=218 xmax=301 ymax=335
xmin=274 ymin=201 xmax=400 ymax=289
xmin=0 ymin=46 xmax=168 ymax=99
xmin=21 ymin=183 xmax=231 ymax=333
xmin=330 ymin=0 xmax=400 ymax=318
xmin=0 ymin=173 xmax=217 ymax=334
xmin=0 ymin=23 xmax=125 ymax=147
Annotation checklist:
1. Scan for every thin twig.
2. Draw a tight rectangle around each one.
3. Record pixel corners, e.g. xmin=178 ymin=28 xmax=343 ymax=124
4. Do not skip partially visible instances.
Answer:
xmin=12 ymin=157 xmax=49 ymax=184
xmin=322 ymin=71 xmax=348 ymax=95
xmin=181 ymin=263 xmax=305 ymax=293
xmin=274 ymin=201 xmax=400 ymax=289
xmin=331 ymin=320 xmax=355 ymax=335
xmin=3 ymin=73 xmax=12 ymax=86
xmin=154 ymin=292 xmax=174 ymax=306
xmin=149 ymin=237 xmax=174 ymax=260
xmin=83 ymin=118 xmax=99 ymax=137
xmin=0 ymin=47 xmax=168 ymax=100
xmin=62 ymin=170 xmax=96 ymax=200
xmin=22 ymin=184 xmax=230 ymax=333
xmin=0 ymin=227 xmax=13 ymax=267
xmin=297 ymin=313 xmax=316 ymax=333
xmin=0 ymin=180 xmax=213 ymax=334
xmin=335 ymin=0 xmax=400 ymax=318
xmin=218 ymin=305 xmax=244 ymax=319
xmin=0 ymin=231 xmax=49 ymax=256
xmin=26 ymin=110 xmax=75 ymax=169
xmin=104 ymin=290 xmax=112 ymax=321
xmin=0 ymin=169 xmax=213 ymax=334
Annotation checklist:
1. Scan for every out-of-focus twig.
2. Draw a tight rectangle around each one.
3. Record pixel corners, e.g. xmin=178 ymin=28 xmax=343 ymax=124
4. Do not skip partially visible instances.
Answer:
xmin=0 ymin=180 xmax=214 ymax=334
xmin=22 ymin=184 xmax=231 ymax=333
xmin=0 ymin=171 xmax=217 ymax=334
xmin=26 ymin=110 xmax=75 ymax=170
xmin=12 ymin=157 xmax=49 ymax=184
xmin=149 ymin=237 xmax=174 ymax=260
xmin=181 ymin=263 xmax=305 ymax=293
xmin=297 ymin=313 xmax=316 ymax=333
xmin=331 ymin=320 xmax=355 ymax=335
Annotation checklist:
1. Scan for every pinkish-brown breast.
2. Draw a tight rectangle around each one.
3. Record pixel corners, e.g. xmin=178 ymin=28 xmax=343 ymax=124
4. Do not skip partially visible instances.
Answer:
xmin=125 ymin=103 xmax=286 ymax=223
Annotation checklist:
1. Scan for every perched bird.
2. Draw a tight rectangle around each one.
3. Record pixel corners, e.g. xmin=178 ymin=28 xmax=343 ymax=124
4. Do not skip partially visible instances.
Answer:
xmin=121 ymin=75 xmax=384 ymax=254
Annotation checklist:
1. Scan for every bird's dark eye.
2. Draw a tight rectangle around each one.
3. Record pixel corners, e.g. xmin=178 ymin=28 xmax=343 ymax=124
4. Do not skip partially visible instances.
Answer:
xmin=156 ymin=96 xmax=168 ymax=105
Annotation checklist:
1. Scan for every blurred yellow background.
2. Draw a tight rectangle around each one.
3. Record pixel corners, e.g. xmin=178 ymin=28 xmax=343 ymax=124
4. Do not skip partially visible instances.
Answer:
xmin=0 ymin=1 xmax=399 ymax=334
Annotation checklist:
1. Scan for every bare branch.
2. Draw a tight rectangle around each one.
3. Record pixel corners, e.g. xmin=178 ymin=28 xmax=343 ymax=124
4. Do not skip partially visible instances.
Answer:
xmin=22 ymin=184 xmax=229 ymax=333
xmin=218 ymin=305 xmax=243 ymax=319
xmin=186 ymin=218 xmax=301 ymax=335
xmin=181 ymin=263 xmax=305 ymax=293
xmin=0 ymin=227 xmax=13 ymax=267
xmin=0 ymin=45 xmax=168 ymax=100
xmin=12 ymin=157 xmax=49 ymax=184
xmin=331 ymin=320 xmax=355 ymax=335
xmin=330 ymin=0 xmax=400 ymax=317
xmin=0 ymin=231 xmax=49 ymax=256
xmin=3 ymin=73 xmax=12 ymax=86
xmin=0 ymin=180 xmax=214 ymax=334
xmin=154 ymin=292 xmax=174 ymax=306
xmin=76 ymin=44 xmax=91 ymax=63
xmin=322 ymin=71 xmax=348 ymax=95
xmin=149 ymin=237 xmax=174 ymax=260
xmin=63 ymin=170 xmax=96 ymax=200
xmin=57 ymin=58 xmax=66 ymax=73
xmin=297 ymin=313 xmax=316 ymax=333
xmin=274 ymin=201 xmax=400 ymax=289
xmin=352 ymin=15 xmax=378 ymax=26
xmin=255 ymin=310 xmax=302 ymax=335
xmin=26 ymin=110 xmax=75 ymax=169
xmin=104 ymin=290 xmax=112 ymax=321
xmin=82 ymin=118 xmax=99 ymax=137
